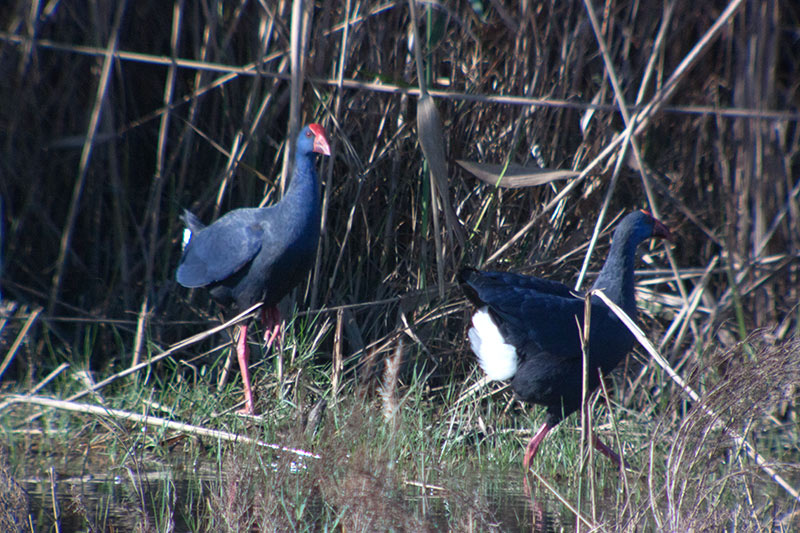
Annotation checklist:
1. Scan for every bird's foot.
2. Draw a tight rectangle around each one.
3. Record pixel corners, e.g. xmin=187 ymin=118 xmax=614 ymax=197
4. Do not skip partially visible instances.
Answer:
xmin=236 ymin=389 xmax=257 ymax=416
xmin=236 ymin=405 xmax=257 ymax=416
xmin=261 ymin=307 xmax=283 ymax=349
xmin=264 ymin=324 xmax=282 ymax=350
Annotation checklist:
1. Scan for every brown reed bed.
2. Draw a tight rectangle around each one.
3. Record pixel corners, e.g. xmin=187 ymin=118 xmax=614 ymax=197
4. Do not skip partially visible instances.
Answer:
xmin=1 ymin=0 xmax=799 ymax=530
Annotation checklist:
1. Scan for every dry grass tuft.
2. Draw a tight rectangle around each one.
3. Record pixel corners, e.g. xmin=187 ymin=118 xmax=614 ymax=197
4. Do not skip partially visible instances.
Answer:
xmin=628 ymin=338 xmax=800 ymax=530
xmin=0 ymin=452 xmax=31 ymax=533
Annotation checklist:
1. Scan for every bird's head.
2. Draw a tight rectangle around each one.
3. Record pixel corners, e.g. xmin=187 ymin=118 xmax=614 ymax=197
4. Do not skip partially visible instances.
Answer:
xmin=297 ymin=123 xmax=331 ymax=157
xmin=624 ymin=209 xmax=673 ymax=243
xmin=640 ymin=210 xmax=673 ymax=242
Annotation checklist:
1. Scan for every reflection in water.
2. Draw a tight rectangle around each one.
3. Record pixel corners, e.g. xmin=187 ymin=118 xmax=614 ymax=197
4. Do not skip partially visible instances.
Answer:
xmin=0 ymin=464 xmax=30 ymax=533
xmin=19 ymin=461 xmax=571 ymax=531
xmin=21 ymin=469 xmax=205 ymax=532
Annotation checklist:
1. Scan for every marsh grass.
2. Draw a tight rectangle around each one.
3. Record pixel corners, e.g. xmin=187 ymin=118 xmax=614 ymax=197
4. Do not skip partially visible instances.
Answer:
xmin=2 ymin=0 xmax=800 ymax=530
xmin=3 ymin=340 xmax=799 ymax=530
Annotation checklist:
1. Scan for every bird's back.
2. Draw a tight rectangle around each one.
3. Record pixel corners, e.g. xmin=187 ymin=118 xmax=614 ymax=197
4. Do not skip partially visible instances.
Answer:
xmin=460 ymin=268 xmax=635 ymax=423
xmin=177 ymin=203 xmax=319 ymax=310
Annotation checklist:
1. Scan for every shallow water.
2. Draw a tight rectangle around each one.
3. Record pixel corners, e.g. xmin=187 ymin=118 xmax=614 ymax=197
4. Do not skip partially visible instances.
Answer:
xmin=17 ymin=461 xmax=573 ymax=532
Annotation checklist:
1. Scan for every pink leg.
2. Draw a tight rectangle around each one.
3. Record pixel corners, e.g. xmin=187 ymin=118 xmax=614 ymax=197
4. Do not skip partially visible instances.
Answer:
xmin=593 ymin=435 xmax=625 ymax=467
xmin=236 ymin=323 xmax=256 ymax=415
xmin=523 ymin=422 xmax=552 ymax=470
xmin=580 ymin=400 xmax=625 ymax=467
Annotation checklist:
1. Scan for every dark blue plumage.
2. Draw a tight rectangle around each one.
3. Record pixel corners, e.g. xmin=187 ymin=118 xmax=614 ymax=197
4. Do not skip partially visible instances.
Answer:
xmin=177 ymin=124 xmax=331 ymax=415
xmin=459 ymin=210 xmax=672 ymax=467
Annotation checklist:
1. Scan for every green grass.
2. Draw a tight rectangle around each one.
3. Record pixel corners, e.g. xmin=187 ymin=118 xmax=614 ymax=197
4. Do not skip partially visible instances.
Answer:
xmin=3 ymin=320 xmax=799 ymax=530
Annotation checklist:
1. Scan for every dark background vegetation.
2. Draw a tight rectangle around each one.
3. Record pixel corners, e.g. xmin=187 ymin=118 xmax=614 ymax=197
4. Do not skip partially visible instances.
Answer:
xmin=1 ymin=0 xmax=799 ymax=530
xmin=2 ymin=1 xmax=799 ymax=354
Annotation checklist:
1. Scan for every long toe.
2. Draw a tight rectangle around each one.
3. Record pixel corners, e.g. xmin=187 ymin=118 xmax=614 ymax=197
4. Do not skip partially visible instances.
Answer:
xmin=237 ymin=403 xmax=256 ymax=416
xmin=264 ymin=322 xmax=282 ymax=350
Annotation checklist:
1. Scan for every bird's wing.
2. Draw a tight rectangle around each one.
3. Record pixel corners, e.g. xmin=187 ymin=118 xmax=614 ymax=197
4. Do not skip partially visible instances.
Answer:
xmin=180 ymin=209 xmax=206 ymax=252
xmin=176 ymin=213 xmax=263 ymax=288
xmin=460 ymin=269 xmax=577 ymax=302
xmin=460 ymin=269 xmax=587 ymax=361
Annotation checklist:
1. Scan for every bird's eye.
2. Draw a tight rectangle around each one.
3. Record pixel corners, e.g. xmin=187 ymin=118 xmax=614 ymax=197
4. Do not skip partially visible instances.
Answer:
xmin=306 ymin=131 xmax=313 ymax=137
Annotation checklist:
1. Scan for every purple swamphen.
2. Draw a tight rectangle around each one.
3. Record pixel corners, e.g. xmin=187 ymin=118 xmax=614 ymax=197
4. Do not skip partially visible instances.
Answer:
xmin=177 ymin=124 xmax=331 ymax=415
xmin=459 ymin=210 xmax=672 ymax=468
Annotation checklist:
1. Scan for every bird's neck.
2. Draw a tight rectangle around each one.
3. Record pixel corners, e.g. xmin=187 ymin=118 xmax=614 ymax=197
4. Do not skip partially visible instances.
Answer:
xmin=283 ymin=153 xmax=321 ymax=215
xmin=591 ymin=234 xmax=639 ymax=314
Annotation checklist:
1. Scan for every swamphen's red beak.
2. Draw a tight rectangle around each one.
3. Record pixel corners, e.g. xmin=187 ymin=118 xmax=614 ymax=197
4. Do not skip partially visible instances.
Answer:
xmin=308 ymin=123 xmax=331 ymax=156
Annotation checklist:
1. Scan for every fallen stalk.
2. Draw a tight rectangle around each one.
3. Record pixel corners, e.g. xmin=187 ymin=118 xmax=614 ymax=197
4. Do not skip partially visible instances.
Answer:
xmin=4 ymin=394 xmax=319 ymax=460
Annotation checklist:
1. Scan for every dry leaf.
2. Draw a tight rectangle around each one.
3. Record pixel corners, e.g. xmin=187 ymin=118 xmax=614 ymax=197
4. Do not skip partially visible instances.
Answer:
xmin=456 ymin=160 xmax=579 ymax=188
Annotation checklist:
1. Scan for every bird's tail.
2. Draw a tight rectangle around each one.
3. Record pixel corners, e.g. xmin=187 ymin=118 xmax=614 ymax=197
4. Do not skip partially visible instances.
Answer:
xmin=179 ymin=209 xmax=205 ymax=251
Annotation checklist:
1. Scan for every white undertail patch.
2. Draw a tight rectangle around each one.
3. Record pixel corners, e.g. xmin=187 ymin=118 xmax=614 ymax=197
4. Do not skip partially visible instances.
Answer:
xmin=181 ymin=228 xmax=192 ymax=251
xmin=468 ymin=307 xmax=518 ymax=381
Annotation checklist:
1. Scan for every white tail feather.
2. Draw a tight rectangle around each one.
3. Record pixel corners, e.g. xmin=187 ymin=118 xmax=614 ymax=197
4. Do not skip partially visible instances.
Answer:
xmin=468 ymin=307 xmax=518 ymax=381
xmin=181 ymin=228 xmax=192 ymax=251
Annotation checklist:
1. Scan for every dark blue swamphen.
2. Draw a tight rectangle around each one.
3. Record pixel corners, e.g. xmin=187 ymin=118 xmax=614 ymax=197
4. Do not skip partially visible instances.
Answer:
xmin=177 ymin=124 xmax=331 ymax=415
xmin=459 ymin=210 xmax=672 ymax=468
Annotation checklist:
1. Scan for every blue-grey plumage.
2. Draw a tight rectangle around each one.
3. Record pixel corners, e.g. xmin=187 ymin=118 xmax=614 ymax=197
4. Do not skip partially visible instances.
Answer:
xmin=459 ymin=210 xmax=672 ymax=468
xmin=177 ymin=124 xmax=331 ymax=414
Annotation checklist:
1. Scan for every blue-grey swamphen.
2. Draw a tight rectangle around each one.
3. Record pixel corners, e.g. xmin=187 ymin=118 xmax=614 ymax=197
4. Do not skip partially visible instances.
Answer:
xmin=177 ymin=124 xmax=331 ymax=415
xmin=459 ymin=210 xmax=672 ymax=468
